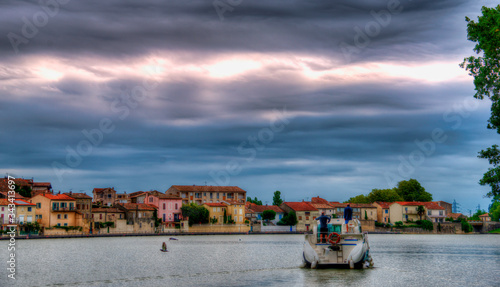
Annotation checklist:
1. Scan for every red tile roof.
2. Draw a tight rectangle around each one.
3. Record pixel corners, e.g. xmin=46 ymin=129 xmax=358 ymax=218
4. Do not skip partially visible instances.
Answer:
xmin=204 ymin=203 xmax=227 ymax=207
xmin=0 ymin=191 xmax=26 ymax=199
xmin=479 ymin=213 xmax=490 ymax=217
xmin=40 ymin=194 xmax=76 ymax=201
xmin=129 ymin=192 xmax=147 ymax=198
xmin=248 ymin=204 xmax=284 ymax=213
xmin=310 ymin=203 xmax=334 ymax=210
xmin=330 ymin=203 xmax=376 ymax=208
xmin=33 ymin=182 xmax=51 ymax=187
xmin=117 ymin=203 xmax=156 ymax=211
xmin=170 ymin=185 xmax=246 ymax=193
xmin=394 ymin=201 xmax=445 ymax=210
xmin=0 ymin=178 xmax=31 ymax=192
xmin=283 ymin=202 xmax=318 ymax=211
xmin=311 ymin=196 xmax=330 ymax=204
xmin=63 ymin=192 xmax=92 ymax=199
xmin=374 ymin=202 xmax=392 ymax=209
xmin=448 ymin=213 xmax=465 ymax=220
xmin=0 ymin=199 xmax=10 ymax=205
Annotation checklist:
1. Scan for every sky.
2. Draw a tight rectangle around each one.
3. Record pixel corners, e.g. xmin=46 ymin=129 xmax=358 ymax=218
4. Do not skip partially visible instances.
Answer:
xmin=1 ymin=0 xmax=498 ymax=214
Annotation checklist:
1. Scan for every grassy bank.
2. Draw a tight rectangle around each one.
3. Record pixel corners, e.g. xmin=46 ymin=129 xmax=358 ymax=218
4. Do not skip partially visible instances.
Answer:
xmin=489 ymin=228 xmax=500 ymax=234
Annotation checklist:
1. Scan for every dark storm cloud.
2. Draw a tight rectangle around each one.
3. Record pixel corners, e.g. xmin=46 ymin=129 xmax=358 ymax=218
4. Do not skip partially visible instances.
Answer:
xmin=0 ymin=0 xmax=475 ymax=61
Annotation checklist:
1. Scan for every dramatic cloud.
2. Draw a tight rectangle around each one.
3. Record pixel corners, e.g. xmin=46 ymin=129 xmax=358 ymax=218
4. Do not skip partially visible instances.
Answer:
xmin=0 ymin=0 xmax=498 ymax=212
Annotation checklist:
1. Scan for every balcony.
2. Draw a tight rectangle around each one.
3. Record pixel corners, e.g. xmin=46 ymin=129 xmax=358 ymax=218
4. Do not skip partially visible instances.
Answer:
xmin=52 ymin=207 xmax=75 ymax=211
xmin=404 ymin=210 xmax=418 ymax=215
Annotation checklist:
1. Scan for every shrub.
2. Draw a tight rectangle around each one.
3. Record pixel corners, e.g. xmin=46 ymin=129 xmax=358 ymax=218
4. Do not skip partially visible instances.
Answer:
xmin=461 ymin=219 xmax=473 ymax=233
xmin=394 ymin=221 xmax=404 ymax=227
xmin=375 ymin=222 xmax=386 ymax=227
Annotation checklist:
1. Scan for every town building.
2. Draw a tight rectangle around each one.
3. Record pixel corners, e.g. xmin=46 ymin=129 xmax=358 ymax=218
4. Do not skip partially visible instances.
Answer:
xmin=222 ymin=200 xmax=247 ymax=224
xmin=448 ymin=213 xmax=467 ymax=221
xmin=92 ymin=207 xmax=126 ymax=222
xmin=280 ymin=201 xmax=319 ymax=232
xmin=31 ymin=182 xmax=52 ymax=197
xmin=64 ymin=192 xmax=92 ymax=220
xmin=166 ymin=185 xmax=246 ymax=205
xmin=92 ymin=187 xmax=118 ymax=206
xmin=129 ymin=191 xmax=147 ymax=203
xmin=204 ymin=202 xmax=227 ymax=224
xmin=143 ymin=191 xmax=182 ymax=227
xmin=434 ymin=201 xmax=452 ymax=215
xmin=479 ymin=213 xmax=491 ymax=222
xmin=246 ymin=203 xmax=285 ymax=224
xmin=116 ymin=192 xmax=129 ymax=204
xmin=30 ymin=193 xmax=78 ymax=228
xmin=330 ymin=203 xmax=377 ymax=221
xmin=373 ymin=202 xmax=392 ymax=223
xmin=116 ymin=203 xmax=156 ymax=232
xmin=310 ymin=196 xmax=335 ymax=217
xmin=389 ymin=202 xmax=446 ymax=223
xmin=0 ymin=199 xmax=36 ymax=232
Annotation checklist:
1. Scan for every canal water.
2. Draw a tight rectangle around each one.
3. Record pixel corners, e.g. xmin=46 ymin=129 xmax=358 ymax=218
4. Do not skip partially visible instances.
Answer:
xmin=1 ymin=234 xmax=499 ymax=286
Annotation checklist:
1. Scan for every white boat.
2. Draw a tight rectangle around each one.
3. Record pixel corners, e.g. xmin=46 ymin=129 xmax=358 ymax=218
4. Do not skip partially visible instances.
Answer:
xmin=302 ymin=219 xmax=373 ymax=269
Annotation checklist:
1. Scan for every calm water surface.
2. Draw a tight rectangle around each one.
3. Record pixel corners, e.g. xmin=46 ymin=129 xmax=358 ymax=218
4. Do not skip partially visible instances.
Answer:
xmin=1 ymin=234 xmax=499 ymax=287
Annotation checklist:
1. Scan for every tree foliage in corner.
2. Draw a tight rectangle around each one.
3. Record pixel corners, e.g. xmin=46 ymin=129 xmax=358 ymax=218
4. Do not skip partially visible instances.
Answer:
xmin=272 ymin=190 xmax=283 ymax=206
xmin=461 ymin=5 xmax=500 ymax=198
xmin=396 ymin=179 xmax=433 ymax=202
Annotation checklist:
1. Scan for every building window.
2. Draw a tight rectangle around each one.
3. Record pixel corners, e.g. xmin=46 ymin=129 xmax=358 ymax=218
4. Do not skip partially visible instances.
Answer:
xmin=213 ymin=208 xmax=216 ymax=212
xmin=239 ymin=216 xmax=242 ymax=222
xmin=28 ymin=207 xmax=32 ymax=212
xmin=57 ymin=223 xmax=61 ymax=226
xmin=428 ymin=211 xmax=432 ymax=215
xmin=439 ymin=211 xmax=443 ymax=215
xmin=64 ymin=223 xmax=68 ymax=227
xmin=163 ymin=203 xmax=166 ymax=210
xmin=305 ymin=212 xmax=310 ymax=216
xmin=100 ymin=214 xmax=102 ymax=219
xmin=77 ymin=204 xmax=80 ymax=209
xmin=108 ymin=194 xmax=111 ymax=198
xmin=149 ymin=197 xmax=153 ymax=203
xmin=57 ymin=214 xmax=61 ymax=219
xmin=36 ymin=203 xmax=41 ymax=208
xmin=385 ymin=210 xmax=388 ymax=214
xmin=306 ymin=217 xmax=309 ymax=220
xmin=64 ymin=214 xmax=68 ymax=219
xmin=39 ymin=215 xmax=42 ymax=219
xmin=298 ymin=216 xmax=302 ymax=220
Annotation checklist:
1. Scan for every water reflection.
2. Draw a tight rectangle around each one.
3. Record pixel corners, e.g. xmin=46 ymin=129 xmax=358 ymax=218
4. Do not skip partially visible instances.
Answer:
xmin=0 ymin=234 xmax=498 ymax=287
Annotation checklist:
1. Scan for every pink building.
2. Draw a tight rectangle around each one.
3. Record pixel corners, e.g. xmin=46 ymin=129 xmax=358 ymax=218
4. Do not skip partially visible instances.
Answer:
xmin=143 ymin=191 xmax=182 ymax=227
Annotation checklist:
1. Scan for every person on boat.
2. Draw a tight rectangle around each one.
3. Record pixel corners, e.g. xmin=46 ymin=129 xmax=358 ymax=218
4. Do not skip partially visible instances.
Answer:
xmin=344 ymin=204 xmax=353 ymax=233
xmin=316 ymin=212 xmax=331 ymax=243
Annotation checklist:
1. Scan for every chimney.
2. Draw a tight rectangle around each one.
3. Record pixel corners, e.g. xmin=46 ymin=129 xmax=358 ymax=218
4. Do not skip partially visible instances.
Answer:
xmin=69 ymin=191 xmax=72 ymax=195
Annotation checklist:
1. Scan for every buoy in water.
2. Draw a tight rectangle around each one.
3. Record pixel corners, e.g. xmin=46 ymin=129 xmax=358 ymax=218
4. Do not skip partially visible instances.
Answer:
xmin=160 ymin=242 xmax=168 ymax=252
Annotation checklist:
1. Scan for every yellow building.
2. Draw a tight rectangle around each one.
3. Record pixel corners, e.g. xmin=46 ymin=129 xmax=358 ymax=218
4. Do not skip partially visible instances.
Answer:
xmin=166 ymin=185 xmax=246 ymax=205
xmin=30 ymin=194 xmax=77 ymax=228
xmin=222 ymin=201 xmax=246 ymax=224
xmin=203 ymin=203 xmax=227 ymax=224
xmin=14 ymin=199 xmax=36 ymax=225
xmin=373 ymin=202 xmax=392 ymax=223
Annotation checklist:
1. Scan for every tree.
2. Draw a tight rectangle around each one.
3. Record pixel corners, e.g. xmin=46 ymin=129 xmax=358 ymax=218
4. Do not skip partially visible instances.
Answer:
xmin=247 ymin=197 xmax=263 ymax=205
xmin=490 ymin=198 xmax=500 ymax=221
xmin=367 ymin=188 xmax=403 ymax=202
xmin=272 ymin=191 xmax=283 ymax=206
xmin=277 ymin=211 xmax=297 ymax=226
xmin=210 ymin=216 xmax=218 ymax=224
xmin=469 ymin=209 xmax=487 ymax=221
xmin=344 ymin=194 xmax=370 ymax=204
xmin=262 ymin=210 xmax=276 ymax=222
xmin=461 ymin=6 xmax=500 ymax=198
xmin=417 ymin=205 xmax=425 ymax=221
xmin=396 ymin=179 xmax=433 ymax=202
xmin=14 ymin=184 xmax=32 ymax=198
xmin=180 ymin=203 xmax=209 ymax=226
xmin=364 ymin=210 xmax=368 ymax=220
xmin=152 ymin=209 xmax=161 ymax=228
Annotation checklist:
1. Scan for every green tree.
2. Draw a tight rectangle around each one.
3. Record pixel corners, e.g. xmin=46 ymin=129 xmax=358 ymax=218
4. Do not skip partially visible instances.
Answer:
xmin=181 ymin=203 xmax=209 ymax=226
xmin=262 ymin=210 xmax=276 ymax=222
xmin=461 ymin=6 xmax=500 ymax=198
xmin=367 ymin=188 xmax=403 ymax=202
xmin=14 ymin=184 xmax=32 ymax=198
xmin=272 ymin=191 xmax=283 ymax=206
xmin=364 ymin=210 xmax=368 ymax=220
xmin=152 ymin=209 xmax=161 ymax=228
xmin=247 ymin=197 xmax=263 ymax=205
xmin=469 ymin=209 xmax=487 ymax=221
xmin=344 ymin=194 xmax=370 ymax=204
xmin=396 ymin=179 xmax=433 ymax=202
xmin=490 ymin=198 xmax=500 ymax=221
xmin=277 ymin=211 xmax=297 ymax=226
xmin=210 ymin=216 xmax=218 ymax=224
xmin=417 ymin=205 xmax=425 ymax=221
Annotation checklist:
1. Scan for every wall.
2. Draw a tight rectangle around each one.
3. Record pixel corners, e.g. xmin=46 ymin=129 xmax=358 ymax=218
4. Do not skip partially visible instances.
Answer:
xmin=360 ymin=220 xmax=375 ymax=232
xmin=182 ymin=223 xmax=250 ymax=233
